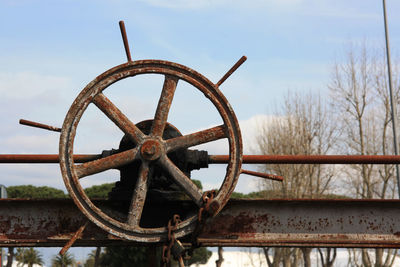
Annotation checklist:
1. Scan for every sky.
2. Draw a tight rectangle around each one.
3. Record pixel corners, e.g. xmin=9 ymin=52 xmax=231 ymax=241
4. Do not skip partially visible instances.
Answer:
xmin=0 ymin=0 xmax=399 ymax=193
xmin=1 ymin=1 xmax=400 ymax=265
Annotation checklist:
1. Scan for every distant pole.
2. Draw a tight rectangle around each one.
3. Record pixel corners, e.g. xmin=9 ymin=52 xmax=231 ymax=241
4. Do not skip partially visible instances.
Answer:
xmin=0 ymin=185 xmax=6 ymax=267
xmin=382 ymin=0 xmax=400 ymax=198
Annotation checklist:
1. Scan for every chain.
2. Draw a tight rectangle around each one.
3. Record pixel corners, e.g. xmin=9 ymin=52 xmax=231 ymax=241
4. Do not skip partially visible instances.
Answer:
xmin=161 ymin=190 xmax=217 ymax=267
xmin=162 ymin=214 xmax=182 ymax=267
xmin=188 ymin=190 xmax=216 ymax=256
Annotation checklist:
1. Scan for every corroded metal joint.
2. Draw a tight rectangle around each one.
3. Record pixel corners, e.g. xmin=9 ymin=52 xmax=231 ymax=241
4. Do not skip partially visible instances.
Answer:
xmin=140 ymin=139 xmax=163 ymax=161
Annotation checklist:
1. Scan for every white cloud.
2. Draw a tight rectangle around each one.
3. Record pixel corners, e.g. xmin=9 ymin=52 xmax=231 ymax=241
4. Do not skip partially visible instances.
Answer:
xmin=239 ymin=114 xmax=276 ymax=154
xmin=0 ymin=72 xmax=72 ymax=99
xmin=1 ymin=134 xmax=59 ymax=153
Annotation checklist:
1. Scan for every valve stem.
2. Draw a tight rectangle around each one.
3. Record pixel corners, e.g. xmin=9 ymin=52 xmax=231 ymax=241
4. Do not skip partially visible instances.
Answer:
xmin=19 ymin=119 xmax=61 ymax=132
xmin=119 ymin=20 xmax=132 ymax=62
xmin=216 ymin=56 xmax=247 ymax=86
xmin=241 ymin=169 xmax=283 ymax=182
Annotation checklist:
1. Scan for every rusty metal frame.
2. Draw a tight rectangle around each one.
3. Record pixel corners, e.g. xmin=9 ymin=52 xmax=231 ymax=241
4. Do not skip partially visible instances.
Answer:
xmin=2 ymin=198 xmax=400 ymax=248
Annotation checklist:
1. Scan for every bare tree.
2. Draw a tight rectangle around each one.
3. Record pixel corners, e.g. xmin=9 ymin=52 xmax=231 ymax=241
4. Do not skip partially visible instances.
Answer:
xmin=263 ymin=247 xmax=300 ymax=267
xmin=257 ymin=91 xmax=336 ymax=199
xmin=6 ymin=247 xmax=14 ymax=267
xmin=329 ymin=44 xmax=399 ymax=267
xmin=318 ymin=248 xmax=336 ymax=267
xmin=216 ymin=247 xmax=223 ymax=267
xmin=256 ymin=91 xmax=336 ymax=266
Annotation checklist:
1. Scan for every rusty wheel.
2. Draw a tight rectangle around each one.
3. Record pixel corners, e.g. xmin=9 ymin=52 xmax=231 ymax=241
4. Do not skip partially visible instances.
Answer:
xmin=59 ymin=60 xmax=242 ymax=242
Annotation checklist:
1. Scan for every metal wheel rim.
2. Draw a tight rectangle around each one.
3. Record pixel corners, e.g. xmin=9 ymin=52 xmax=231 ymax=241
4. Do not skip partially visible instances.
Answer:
xmin=59 ymin=60 xmax=242 ymax=242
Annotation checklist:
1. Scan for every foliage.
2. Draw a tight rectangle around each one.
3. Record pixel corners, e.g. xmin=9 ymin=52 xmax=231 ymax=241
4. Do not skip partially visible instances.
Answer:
xmin=7 ymin=185 xmax=66 ymax=198
xmin=192 ymin=179 xmax=202 ymax=190
xmin=51 ymin=252 xmax=75 ymax=267
xmin=232 ymin=190 xmax=349 ymax=199
xmin=186 ymin=247 xmax=212 ymax=265
xmin=83 ymin=246 xmax=212 ymax=267
xmin=84 ymin=183 xmax=115 ymax=198
xmin=83 ymin=248 xmax=102 ymax=267
xmin=16 ymin=248 xmax=44 ymax=267
xmin=230 ymin=192 xmax=247 ymax=198
xmin=98 ymin=247 xmax=148 ymax=267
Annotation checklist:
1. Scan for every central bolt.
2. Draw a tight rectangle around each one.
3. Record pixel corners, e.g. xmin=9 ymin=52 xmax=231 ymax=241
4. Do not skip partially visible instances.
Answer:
xmin=140 ymin=140 xmax=162 ymax=161
xmin=143 ymin=145 xmax=156 ymax=156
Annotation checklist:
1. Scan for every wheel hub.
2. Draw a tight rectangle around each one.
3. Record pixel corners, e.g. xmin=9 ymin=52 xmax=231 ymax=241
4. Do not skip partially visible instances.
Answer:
xmin=140 ymin=139 xmax=163 ymax=161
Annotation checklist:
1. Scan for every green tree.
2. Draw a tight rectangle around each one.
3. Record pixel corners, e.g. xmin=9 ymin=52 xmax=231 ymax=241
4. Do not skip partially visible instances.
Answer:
xmin=84 ymin=183 xmax=114 ymax=198
xmin=186 ymin=247 xmax=212 ymax=265
xmin=7 ymin=185 xmax=66 ymax=198
xmin=98 ymin=247 xmax=148 ymax=267
xmin=16 ymin=248 xmax=43 ymax=267
xmin=51 ymin=252 xmax=75 ymax=267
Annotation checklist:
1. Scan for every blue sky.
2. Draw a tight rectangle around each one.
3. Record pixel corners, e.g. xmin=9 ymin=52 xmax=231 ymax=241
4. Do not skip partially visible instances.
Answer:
xmin=1 ymin=0 xmax=399 ymax=190
xmin=1 ymin=1 xmax=400 ymax=264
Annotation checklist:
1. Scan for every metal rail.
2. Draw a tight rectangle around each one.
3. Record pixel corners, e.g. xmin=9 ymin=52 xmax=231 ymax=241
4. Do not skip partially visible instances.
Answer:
xmin=210 ymin=155 xmax=400 ymax=164
xmin=2 ymin=199 xmax=400 ymax=248
xmin=2 ymin=154 xmax=400 ymax=164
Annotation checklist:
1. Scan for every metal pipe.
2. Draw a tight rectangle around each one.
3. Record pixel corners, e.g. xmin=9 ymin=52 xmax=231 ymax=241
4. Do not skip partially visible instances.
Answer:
xmin=4 ymin=154 xmax=400 ymax=165
xmin=209 ymin=155 xmax=400 ymax=164
xmin=382 ymin=0 xmax=400 ymax=198
xmin=241 ymin=169 xmax=283 ymax=181
xmin=0 ymin=154 xmax=100 ymax=163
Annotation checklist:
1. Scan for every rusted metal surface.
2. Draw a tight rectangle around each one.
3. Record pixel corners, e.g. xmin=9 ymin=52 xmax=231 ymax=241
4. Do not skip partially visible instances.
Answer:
xmin=0 ymin=154 xmax=100 ymax=163
xmin=150 ymin=75 xmax=178 ymax=138
xmin=59 ymin=222 xmax=87 ymax=255
xmin=2 ymin=199 xmax=400 ymax=248
xmin=127 ymin=163 xmax=149 ymax=226
xmin=93 ymin=93 xmax=146 ymax=144
xmin=216 ymin=56 xmax=247 ymax=86
xmin=208 ymin=199 xmax=400 ymax=248
xmin=165 ymin=125 xmax=226 ymax=153
xmin=4 ymin=154 xmax=400 ymax=165
xmin=210 ymin=154 xmax=400 ymax=164
xmin=75 ymin=148 xmax=139 ymax=178
xmin=118 ymin=21 xmax=132 ymax=62
xmin=241 ymin=169 xmax=284 ymax=181
xmin=159 ymin=155 xmax=203 ymax=206
xmin=19 ymin=119 xmax=61 ymax=132
xmin=200 ymin=199 xmax=400 ymax=248
xmin=59 ymin=60 xmax=242 ymax=242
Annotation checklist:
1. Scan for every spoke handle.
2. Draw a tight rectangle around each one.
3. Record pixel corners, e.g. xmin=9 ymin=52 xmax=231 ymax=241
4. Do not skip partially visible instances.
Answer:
xmin=119 ymin=21 xmax=132 ymax=62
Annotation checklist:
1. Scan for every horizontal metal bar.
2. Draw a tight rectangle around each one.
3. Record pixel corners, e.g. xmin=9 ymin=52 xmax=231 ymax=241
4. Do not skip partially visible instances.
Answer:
xmin=3 ymin=154 xmax=400 ymax=165
xmin=200 ymin=199 xmax=400 ymax=248
xmin=210 ymin=155 xmax=400 ymax=164
xmin=1 ymin=199 xmax=400 ymax=248
xmin=0 ymin=154 xmax=100 ymax=163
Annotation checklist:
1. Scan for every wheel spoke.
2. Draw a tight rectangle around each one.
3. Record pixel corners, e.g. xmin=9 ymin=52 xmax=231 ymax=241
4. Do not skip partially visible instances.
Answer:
xmin=75 ymin=148 xmax=139 ymax=178
xmin=93 ymin=93 xmax=145 ymax=143
xmin=158 ymin=155 xmax=203 ymax=206
xmin=150 ymin=75 xmax=179 ymax=137
xmin=127 ymin=163 xmax=149 ymax=226
xmin=165 ymin=124 xmax=226 ymax=153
